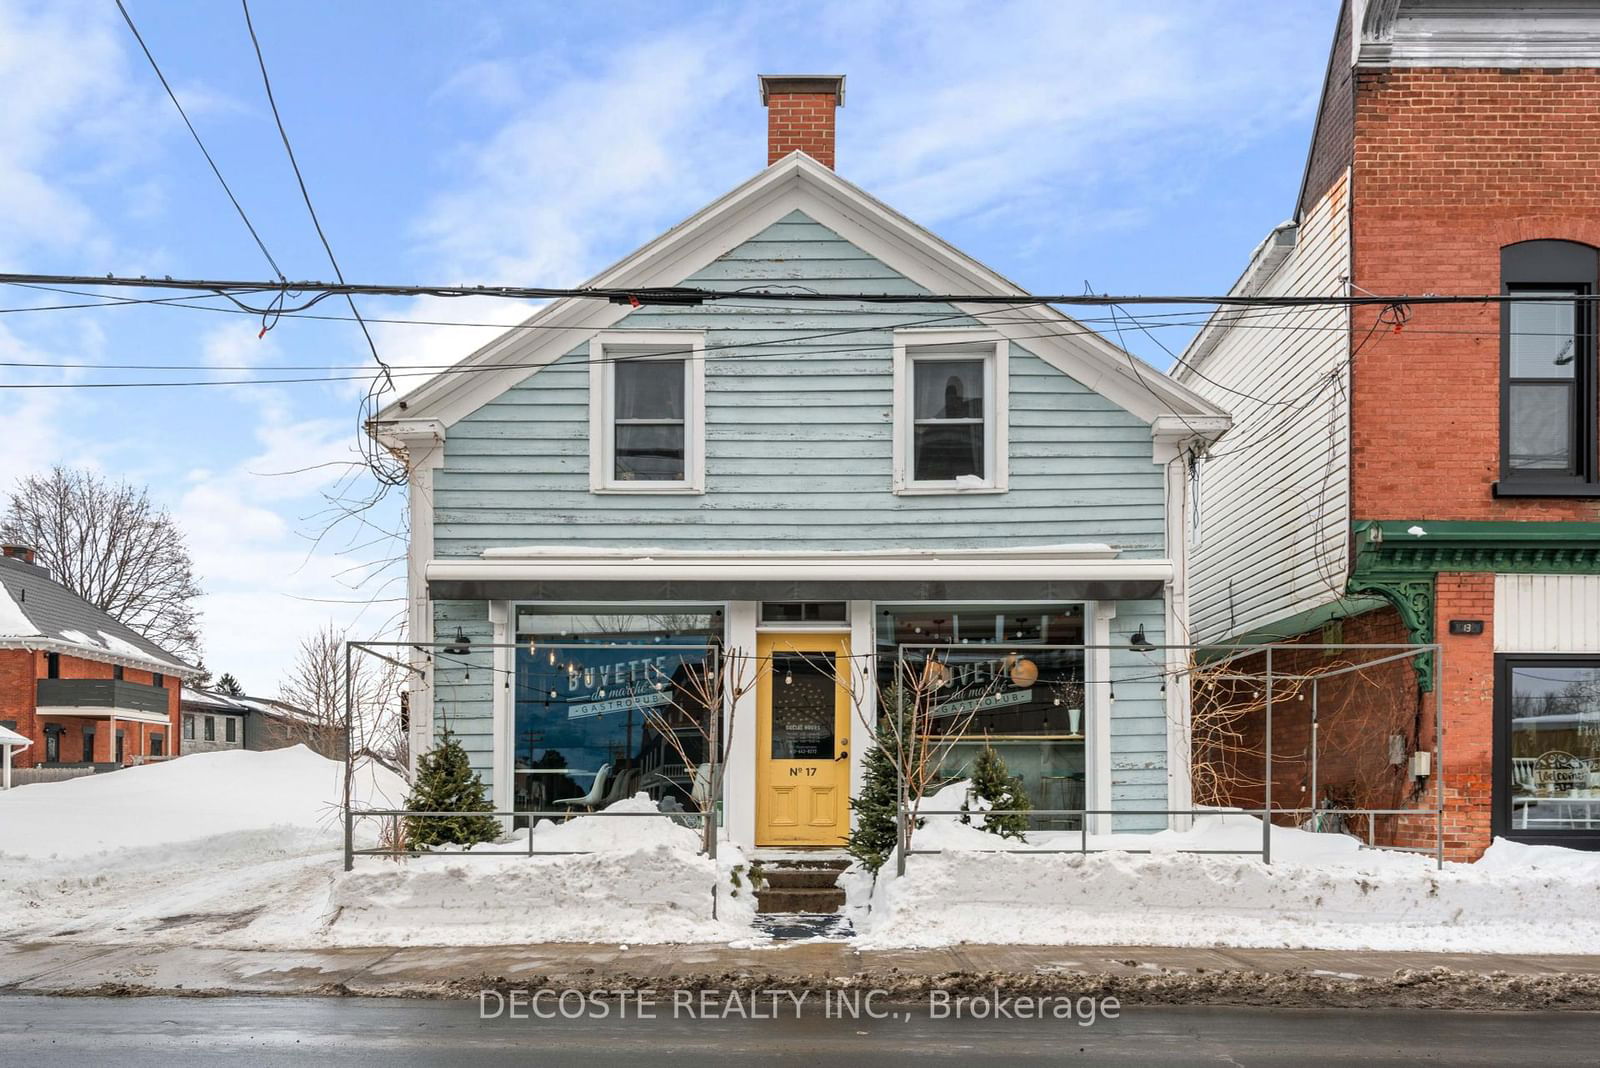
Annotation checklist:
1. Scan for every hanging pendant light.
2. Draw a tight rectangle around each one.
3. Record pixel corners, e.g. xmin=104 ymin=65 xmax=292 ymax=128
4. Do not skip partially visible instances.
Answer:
xmin=443 ymin=627 xmax=471 ymax=656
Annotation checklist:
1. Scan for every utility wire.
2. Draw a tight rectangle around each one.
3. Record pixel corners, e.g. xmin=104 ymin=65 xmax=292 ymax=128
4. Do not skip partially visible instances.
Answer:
xmin=240 ymin=0 xmax=389 ymax=388
xmin=1 ymin=270 xmax=1594 ymax=311
xmin=114 ymin=0 xmax=287 ymax=284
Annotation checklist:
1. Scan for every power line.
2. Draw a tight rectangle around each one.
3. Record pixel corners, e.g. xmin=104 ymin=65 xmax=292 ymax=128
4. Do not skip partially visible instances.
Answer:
xmin=239 ymin=0 xmax=400 ymax=490
xmin=2 ymin=269 xmax=1595 ymax=311
xmin=241 ymin=0 xmax=386 ymax=379
xmin=114 ymin=0 xmax=287 ymax=283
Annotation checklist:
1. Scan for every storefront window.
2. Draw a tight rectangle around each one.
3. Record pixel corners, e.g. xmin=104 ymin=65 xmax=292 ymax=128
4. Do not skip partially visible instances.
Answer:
xmin=1504 ymin=659 xmax=1600 ymax=839
xmin=512 ymin=605 xmax=722 ymax=820
xmin=877 ymin=603 xmax=1087 ymax=826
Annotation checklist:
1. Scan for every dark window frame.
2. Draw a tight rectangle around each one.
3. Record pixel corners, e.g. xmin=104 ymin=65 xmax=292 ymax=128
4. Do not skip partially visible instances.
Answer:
xmin=81 ymin=729 xmax=95 ymax=763
xmin=1496 ymin=240 xmax=1600 ymax=497
xmin=45 ymin=653 xmax=60 ymax=679
xmin=43 ymin=725 xmax=62 ymax=763
xmin=112 ymin=664 xmax=124 ymax=681
xmin=1493 ymin=653 xmax=1600 ymax=851
xmin=150 ymin=733 xmax=163 ymax=757
xmin=909 ymin=354 xmax=990 ymax=485
xmin=204 ymin=716 xmax=215 ymax=741
xmin=225 ymin=717 xmax=236 ymax=743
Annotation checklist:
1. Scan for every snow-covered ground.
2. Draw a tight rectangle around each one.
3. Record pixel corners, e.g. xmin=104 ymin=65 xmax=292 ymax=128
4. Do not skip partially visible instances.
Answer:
xmin=6 ymin=758 xmax=1600 ymax=954
xmin=843 ymin=782 xmax=1600 ymax=953
xmin=0 ymin=747 xmax=749 ymax=948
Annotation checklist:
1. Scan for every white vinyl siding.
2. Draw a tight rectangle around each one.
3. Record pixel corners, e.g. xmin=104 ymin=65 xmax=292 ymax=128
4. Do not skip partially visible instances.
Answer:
xmin=1176 ymin=172 xmax=1353 ymax=643
xmin=1495 ymin=574 xmax=1600 ymax=652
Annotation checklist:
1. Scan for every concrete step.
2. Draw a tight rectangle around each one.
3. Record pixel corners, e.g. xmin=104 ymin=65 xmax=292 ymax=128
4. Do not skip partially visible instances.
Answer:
xmin=755 ymin=886 xmax=847 ymax=914
xmin=760 ymin=867 xmax=845 ymax=890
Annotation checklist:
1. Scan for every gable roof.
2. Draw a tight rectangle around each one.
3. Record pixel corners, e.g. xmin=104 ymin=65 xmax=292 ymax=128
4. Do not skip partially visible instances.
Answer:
xmin=0 ymin=555 xmax=198 ymax=677
xmin=374 ymin=152 xmax=1229 ymax=435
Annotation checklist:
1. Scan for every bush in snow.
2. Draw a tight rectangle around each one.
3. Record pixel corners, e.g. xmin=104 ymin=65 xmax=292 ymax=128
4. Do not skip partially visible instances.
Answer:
xmin=962 ymin=743 xmax=1030 ymax=841
xmin=847 ymin=735 xmax=902 ymax=873
xmin=404 ymin=730 xmax=501 ymax=849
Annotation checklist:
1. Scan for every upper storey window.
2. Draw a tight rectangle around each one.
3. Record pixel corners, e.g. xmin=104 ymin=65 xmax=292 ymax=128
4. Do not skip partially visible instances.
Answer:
xmin=892 ymin=329 xmax=1009 ymax=494
xmin=589 ymin=332 xmax=706 ymax=494
xmin=1499 ymin=241 xmax=1599 ymax=496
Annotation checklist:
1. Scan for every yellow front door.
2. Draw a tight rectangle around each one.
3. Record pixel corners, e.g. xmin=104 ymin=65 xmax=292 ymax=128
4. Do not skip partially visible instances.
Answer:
xmin=755 ymin=632 xmax=851 ymax=847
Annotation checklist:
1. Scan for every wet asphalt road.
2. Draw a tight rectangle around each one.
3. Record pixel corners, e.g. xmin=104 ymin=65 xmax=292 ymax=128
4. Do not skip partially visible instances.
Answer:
xmin=2 ymin=995 xmax=1597 ymax=1065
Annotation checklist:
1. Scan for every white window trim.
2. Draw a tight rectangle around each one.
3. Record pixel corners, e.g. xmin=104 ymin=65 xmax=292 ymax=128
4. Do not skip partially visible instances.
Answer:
xmin=588 ymin=331 xmax=706 ymax=494
xmin=892 ymin=328 xmax=1009 ymax=495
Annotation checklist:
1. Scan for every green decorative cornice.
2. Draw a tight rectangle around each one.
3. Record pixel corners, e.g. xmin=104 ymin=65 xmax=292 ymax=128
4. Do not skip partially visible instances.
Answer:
xmin=1352 ymin=520 xmax=1600 ymax=577
xmin=1348 ymin=520 xmax=1600 ymax=693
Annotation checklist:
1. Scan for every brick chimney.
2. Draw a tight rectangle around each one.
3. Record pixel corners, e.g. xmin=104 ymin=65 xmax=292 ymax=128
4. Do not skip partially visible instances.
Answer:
xmin=1 ymin=545 xmax=35 ymax=565
xmin=759 ymin=75 xmax=845 ymax=168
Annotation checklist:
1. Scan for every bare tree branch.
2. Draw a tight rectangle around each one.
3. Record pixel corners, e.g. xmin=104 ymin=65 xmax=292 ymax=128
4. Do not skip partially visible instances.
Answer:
xmin=2 ymin=466 xmax=204 ymax=661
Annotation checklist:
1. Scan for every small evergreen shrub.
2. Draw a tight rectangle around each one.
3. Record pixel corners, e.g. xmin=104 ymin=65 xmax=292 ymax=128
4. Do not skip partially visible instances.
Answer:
xmin=963 ymin=743 xmax=1031 ymax=841
xmin=404 ymin=729 xmax=502 ymax=849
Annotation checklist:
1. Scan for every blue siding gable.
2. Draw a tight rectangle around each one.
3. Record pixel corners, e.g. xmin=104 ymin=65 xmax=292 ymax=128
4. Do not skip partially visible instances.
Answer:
xmin=433 ymin=211 xmax=1164 ymax=558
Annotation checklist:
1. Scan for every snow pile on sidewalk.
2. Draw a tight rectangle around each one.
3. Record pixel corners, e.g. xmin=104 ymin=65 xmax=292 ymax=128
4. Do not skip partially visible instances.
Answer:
xmin=846 ymin=783 xmax=1600 ymax=953
xmin=0 ymin=750 xmax=752 ymax=948
xmin=328 ymin=796 xmax=753 ymax=946
xmin=0 ymin=745 xmax=404 ymax=860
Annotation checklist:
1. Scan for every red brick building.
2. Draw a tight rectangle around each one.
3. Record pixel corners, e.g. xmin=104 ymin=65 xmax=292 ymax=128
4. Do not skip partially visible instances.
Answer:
xmin=0 ymin=546 xmax=197 ymax=779
xmin=1179 ymin=1 xmax=1600 ymax=859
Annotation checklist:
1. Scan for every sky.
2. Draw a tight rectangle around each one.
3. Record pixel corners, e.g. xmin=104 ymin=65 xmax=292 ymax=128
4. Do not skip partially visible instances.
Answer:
xmin=1 ymin=0 xmax=1338 ymax=694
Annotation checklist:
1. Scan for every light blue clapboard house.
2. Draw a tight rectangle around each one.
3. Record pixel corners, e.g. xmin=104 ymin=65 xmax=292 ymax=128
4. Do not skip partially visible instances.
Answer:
xmin=372 ymin=76 xmax=1229 ymax=851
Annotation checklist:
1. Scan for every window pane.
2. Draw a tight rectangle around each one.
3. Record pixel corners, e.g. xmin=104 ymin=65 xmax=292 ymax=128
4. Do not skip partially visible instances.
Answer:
xmin=615 ymin=424 xmax=686 ymax=481
xmin=511 ymin=607 xmax=722 ymax=820
xmin=1508 ymin=382 xmax=1573 ymax=472
xmin=1508 ymin=664 xmax=1600 ymax=832
xmin=914 ymin=359 xmax=984 ymax=419
xmin=1508 ymin=295 xmax=1578 ymax=378
xmin=769 ymin=655 xmax=837 ymax=759
xmin=615 ymin=359 xmax=685 ymax=420
xmin=914 ymin=424 xmax=985 ymax=481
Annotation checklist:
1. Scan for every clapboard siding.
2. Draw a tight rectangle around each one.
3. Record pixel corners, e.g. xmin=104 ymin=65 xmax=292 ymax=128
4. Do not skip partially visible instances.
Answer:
xmin=435 ymin=210 xmax=1164 ymax=557
xmin=430 ymin=601 xmax=495 ymax=789
xmin=427 ymin=210 xmax=1174 ymax=820
xmin=1108 ymin=599 xmax=1169 ymax=830
xmin=1178 ymin=174 xmax=1353 ymax=643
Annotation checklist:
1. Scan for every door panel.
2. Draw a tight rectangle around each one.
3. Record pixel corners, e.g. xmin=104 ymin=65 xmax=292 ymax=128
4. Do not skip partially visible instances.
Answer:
xmin=756 ymin=632 xmax=851 ymax=846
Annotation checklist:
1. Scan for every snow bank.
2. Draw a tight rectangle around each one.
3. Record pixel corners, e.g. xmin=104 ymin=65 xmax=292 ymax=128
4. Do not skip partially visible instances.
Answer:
xmin=849 ymin=804 xmax=1600 ymax=953
xmin=0 ymin=745 xmax=405 ymax=860
xmin=327 ymin=796 xmax=752 ymax=945
xmin=0 ymin=757 xmax=751 ymax=948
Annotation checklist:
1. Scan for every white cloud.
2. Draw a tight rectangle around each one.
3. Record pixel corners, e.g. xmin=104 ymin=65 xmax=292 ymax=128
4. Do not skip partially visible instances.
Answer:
xmin=0 ymin=0 xmax=163 ymax=262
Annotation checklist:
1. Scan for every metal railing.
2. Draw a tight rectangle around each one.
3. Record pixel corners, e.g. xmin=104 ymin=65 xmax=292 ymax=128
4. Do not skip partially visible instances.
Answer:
xmin=344 ymin=806 xmax=717 ymax=871
xmin=894 ymin=803 xmax=1446 ymax=875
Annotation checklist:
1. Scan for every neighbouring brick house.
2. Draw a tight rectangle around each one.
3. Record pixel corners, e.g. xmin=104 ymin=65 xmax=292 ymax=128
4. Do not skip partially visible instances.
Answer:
xmin=0 ymin=546 xmax=202 ymax=777
xmin=1178 ymin=1 xmax=1600 ymax=859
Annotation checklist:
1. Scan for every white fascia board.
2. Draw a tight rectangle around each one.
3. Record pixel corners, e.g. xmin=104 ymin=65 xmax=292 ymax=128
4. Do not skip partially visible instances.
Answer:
xmin=377 ymin=152 xmax=1230 ymax=429
xmin=431 ymin=556 xmax=1170 ymax=586
xmin=34 ymin=706 xmax=172 ymax=726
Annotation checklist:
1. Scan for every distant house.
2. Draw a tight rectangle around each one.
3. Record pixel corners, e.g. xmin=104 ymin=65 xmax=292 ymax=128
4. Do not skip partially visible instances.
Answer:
xmin=0 ymin=545 xmax=202 ymax=779
xmin=179 ymin=689 xmax=345 ymax=761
